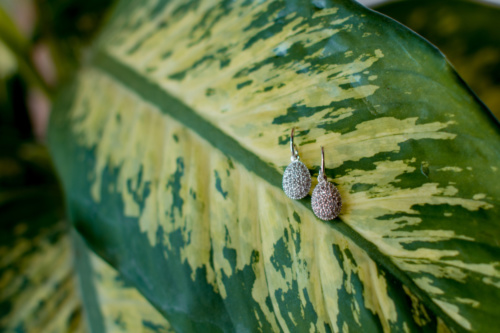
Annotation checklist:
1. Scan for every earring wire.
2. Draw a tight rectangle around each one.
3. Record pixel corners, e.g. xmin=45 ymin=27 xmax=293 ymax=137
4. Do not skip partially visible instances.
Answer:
xmin=319 ymin=146 xmax=327 ymax=182
xmin=290 ymin=128 xmax=299 ymax=161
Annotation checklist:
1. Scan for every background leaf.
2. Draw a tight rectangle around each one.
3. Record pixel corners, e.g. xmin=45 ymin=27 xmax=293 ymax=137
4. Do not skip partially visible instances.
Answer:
xmin=0 ymin=143 xmax=85 ymax=332
xmin=0 ymin=38 xmax=85 ymax=331
xmin=32 ymin=0 xmax=116 ymax=85
xmin=373 ymin=0 xmax=500 ymax=119
xmin=49 ymin=0 xmax=500 ymax=332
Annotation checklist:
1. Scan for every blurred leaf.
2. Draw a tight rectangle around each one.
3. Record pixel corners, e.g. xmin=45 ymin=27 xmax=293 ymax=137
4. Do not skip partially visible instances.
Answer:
xmin=49 ymin=0 xmax=500 ymax=332
xmin=0 ymin=142 xmax=86 ymax=332
xmin=0 ymin=48 xmax=83 ymax=330
xmin=0 ymin=41 xmax=17 ymax=78
xmin=0 ymin=6 xmax=29 ymax=54
xmin=33 ymin=0 xmax=116 ymax=84
xmin=374 ymin=0 xmax=500 ymax=119
xmin=34 ymin=0 xmax=115 ymax=42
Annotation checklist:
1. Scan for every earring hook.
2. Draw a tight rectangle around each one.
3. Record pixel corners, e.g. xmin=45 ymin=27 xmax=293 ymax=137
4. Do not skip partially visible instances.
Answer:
xmin=319 ymin=146 xmax=326 ymax=182
xmin=290 ymin=128 xmax=299 ymax=161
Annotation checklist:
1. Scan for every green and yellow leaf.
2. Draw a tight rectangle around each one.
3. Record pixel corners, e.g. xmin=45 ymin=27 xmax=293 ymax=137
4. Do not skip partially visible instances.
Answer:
xmin=49 ymin=0 xmax=500 ymax=332
xmin=0 ymin=40 xmax=16 ymax=78
xmin=89 ymin=244 xmax=174 ymax=332
xmin=0 ymin=145 xmax=85 ymax=333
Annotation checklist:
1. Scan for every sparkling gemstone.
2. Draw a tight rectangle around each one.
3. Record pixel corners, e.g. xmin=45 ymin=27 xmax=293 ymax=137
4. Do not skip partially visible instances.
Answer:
xmin=311 ymin=180 xmax=342 ymax=220
xmin=282 ymin=161 xmax=312 ymax=199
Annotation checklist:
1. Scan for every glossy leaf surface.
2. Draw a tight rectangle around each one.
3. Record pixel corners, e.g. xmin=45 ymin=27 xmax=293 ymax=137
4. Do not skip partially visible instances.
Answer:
xmin=49 ymin=0 xmax=500 ymax=332
xmin=374 ymin=0 xmax=500 ymax=118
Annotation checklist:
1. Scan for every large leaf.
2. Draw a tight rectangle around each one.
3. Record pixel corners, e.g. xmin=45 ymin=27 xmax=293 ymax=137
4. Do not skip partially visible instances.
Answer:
xmin=48 ymin=0 xmax=500 ymax=332
xmin=373 ymin=0 xmax=500 ymax=119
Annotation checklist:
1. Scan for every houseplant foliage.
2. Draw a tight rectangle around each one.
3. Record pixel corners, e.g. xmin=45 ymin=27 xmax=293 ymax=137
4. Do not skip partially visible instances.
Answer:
xmin=0 ymin=4 xmax=167 ymax=332
xmin=0 ymin=142 xmax=86 ymax=332
xmin=374 ymin=0 xmax=500 ymax=119
xmin=0 ymin=49 xmax=84 ymax=330
xmin=0 ymin=0 xmax=499 ymax=331
xmin=48 ymin=0 xmax=500 ymax=331
xmin=0 ymin=43 xmax=170 ymax=333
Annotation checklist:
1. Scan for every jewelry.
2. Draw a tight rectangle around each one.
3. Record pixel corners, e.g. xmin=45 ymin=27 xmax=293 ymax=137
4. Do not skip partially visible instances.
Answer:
xmin=282 ymin=128 xmax=312 ymax=199
xmin=311 ymin=147 xmax=342 ymax=220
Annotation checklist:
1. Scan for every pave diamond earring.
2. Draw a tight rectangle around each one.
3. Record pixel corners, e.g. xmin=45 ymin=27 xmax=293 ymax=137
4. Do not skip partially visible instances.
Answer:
xmin=311 ymin=147 xmax=342 ymax=220
xmin=282 ymin=128 xmax=312 ymax=199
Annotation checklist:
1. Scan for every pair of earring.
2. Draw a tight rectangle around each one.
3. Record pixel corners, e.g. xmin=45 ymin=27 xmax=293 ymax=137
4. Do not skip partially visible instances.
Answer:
xmin=282 ymin=128 xmax=342 ymax=221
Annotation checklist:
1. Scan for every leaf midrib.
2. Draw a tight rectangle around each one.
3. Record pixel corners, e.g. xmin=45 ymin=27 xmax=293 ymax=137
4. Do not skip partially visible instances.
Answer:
xmin=91 ymin=50 xmax=467 ymax=333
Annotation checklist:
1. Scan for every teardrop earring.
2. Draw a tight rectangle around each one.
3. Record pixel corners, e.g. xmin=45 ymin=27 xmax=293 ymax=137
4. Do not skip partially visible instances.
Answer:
xmin=282 ymin=128 xmax=312 ymax=199
xmin=311 ymin=147 xmax=342 ymax=220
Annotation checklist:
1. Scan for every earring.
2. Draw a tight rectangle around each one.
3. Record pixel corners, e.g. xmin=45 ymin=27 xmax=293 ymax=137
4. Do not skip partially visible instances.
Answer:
xmin=282 ymin=128 xmax=312 ymax=199
xmin=311 ymin=147 xmax=342 ymax=220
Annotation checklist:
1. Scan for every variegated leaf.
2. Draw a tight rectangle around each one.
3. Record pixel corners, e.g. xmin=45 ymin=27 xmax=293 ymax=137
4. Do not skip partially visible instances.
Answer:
xmin=49 ymin=0 xmax=500 ymax=332
xmin=0 ymin=144 xmax=85 ymax=333
xmin=73 ymin=232 xmax=174 ymax=332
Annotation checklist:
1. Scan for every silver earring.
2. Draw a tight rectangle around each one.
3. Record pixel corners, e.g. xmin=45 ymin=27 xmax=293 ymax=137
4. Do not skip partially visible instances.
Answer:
xmin=282 ymin=128 xmax=312 ymax=199
xmin=311 ymin=147 xmax=342 ymax=220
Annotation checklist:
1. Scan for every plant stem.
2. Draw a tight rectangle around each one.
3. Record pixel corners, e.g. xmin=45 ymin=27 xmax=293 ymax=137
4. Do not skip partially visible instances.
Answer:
xmin=0 ymin=6 xmax=54 ymax=99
